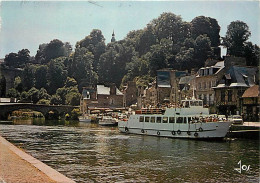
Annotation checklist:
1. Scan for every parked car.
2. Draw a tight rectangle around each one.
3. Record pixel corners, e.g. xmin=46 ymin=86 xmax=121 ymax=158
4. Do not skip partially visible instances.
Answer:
xmin=218 ymin=115 xmax=227 ymax=121
xmin=229 ymin=115 xmax=243 ymax=125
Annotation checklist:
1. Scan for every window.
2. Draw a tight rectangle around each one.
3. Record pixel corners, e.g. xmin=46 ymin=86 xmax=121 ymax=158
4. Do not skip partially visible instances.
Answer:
xmin=169 ymin=117 xmax=175 ymax=123
xmin=150 ymin=117 xmax=155 ymax=123
xmin=211 ymin=80 xmax=216 ymax=87
xmin=176 ymin=117 xmax=183 ymax=123
xmin=139 ymin=116 xmax=144 ymax=122
xmin=221 ymin=90 xmax=225 ymax=102
xmin=156 ymin=117 xmax=162 ymax=123
xmin=187 ymin=117 xmax=192 ymax=123
xmin=228 ymin=90 xmax=232 ymax=102
xmin=208 ymin=81 xmax=211 ymax=88
xmin=145 ymin=117 xmax=150 ymax=122
xmin=198 ymin=83 xmax=201 ymax=90
xmin=163 ymin=117 xmax=168 ymax=123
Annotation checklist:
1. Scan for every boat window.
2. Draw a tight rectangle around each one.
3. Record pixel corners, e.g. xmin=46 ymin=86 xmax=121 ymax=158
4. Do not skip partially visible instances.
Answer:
xmin=199 ymin=101 xmax=202 ymax=106
xmin=187 ymin=117 xmax=192 ymax=123
xmin=190 ymin=101 xmax=194 ymax=106
xmin=145 ymin=117 xmax=150 ymax=122
xmin=194 ymin=101 xmax=199 ymax=106
xmin=139 ymin=116 xmax=144 ymax=122
xmin=169 ymin=117 xmax=175 ymax=123
xmin=150 ymin=116 xmax=155 ymax=123
xmin=156 ymin=117 xmax=162 ymax=123
xmin=176 ymin=117 xmax=183 ymax=123
xmin=182 ymin=101 xmax=189 ymax=108
xmin=163 ymin=117 xmax=168 ymax=123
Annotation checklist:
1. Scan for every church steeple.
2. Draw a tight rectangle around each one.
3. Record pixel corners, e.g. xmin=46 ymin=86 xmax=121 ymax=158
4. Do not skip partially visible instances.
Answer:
xmin=111 ymin=30 xmax=116 ymax=42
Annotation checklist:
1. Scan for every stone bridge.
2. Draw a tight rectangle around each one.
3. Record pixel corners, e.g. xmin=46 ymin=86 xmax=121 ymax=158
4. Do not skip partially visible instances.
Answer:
xmin=0 ymin=103 xmax=79 ymax=120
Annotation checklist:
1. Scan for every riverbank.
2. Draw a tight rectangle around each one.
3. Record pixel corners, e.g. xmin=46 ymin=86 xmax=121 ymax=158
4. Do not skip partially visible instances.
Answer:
xmin=0 ymin=135 xmax=75 ymax=183
xmin=227 ymin=122 xmax=260 ymax=139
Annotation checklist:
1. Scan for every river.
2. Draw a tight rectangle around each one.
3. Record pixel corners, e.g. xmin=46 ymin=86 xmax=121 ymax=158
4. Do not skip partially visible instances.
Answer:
xmin=0 ymin=120 xmax=259 ymax=183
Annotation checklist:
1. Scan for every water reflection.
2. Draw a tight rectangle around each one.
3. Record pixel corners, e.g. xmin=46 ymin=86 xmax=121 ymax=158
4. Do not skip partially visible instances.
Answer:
xmin=0 ymin=120 xmax=259 ymax=183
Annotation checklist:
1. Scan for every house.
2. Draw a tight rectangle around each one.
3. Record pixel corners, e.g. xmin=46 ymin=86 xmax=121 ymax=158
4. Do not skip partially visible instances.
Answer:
xmin=80 ymin=84 xmax=124 ymax=113
xmin=241 ymin=85 xmax=259 ymax=121
xmin=192 ymin=61 xmax=225 ymax=113
xmin=123 ymin=81 xmax=137 ymax=107
xmin=178 ymin=75 xmax=195 ymax=101
xmin=137 ymin=69 xmax=189 ymax=108
xmin=156 ymin=69 xmax=187 ymax=105
xmin=213 ymin=66 xmax=258 ymax=115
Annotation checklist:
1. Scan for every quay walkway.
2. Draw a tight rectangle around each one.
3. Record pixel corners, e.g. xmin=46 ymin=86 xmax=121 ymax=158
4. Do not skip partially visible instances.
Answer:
xmin=228 ymin=122 xmax=260 ymax=139
xmin=0 ymin=136 xmax=75 ymax=183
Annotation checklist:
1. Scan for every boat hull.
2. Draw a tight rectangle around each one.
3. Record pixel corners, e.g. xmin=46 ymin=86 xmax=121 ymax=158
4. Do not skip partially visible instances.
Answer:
xmin=99 ymin=122 xmax=118 ymax=127
xmin=79 ymin=117 xmax=92 ymax=123
xmin=118 ymin=121 xmax=232 ymax=139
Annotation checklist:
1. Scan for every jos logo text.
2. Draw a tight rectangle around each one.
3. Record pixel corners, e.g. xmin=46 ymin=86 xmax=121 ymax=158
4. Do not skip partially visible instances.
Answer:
xmin=234 ymin=160 xmax=250 ymax=173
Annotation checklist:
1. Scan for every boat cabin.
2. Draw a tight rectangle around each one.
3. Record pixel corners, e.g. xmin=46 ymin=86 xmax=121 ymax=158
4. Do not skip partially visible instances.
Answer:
xmin=181 ymin=99 xmax=203 ymax=108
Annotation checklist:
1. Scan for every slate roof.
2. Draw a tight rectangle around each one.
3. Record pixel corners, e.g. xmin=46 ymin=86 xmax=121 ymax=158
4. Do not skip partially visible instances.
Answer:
xmin=179 ymin=75 xmax=195 ymax=85
xmin=97 ymin=85 xmax=123 ymax=95
xmin=242 ymin=85 xmax=259 ymax=98
xmin=215 ymin=66 xmax=257 ymax=88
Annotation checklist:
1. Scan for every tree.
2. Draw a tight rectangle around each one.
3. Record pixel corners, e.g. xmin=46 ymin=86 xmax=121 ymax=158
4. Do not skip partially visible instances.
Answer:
xmin=7 ymin=88 xmax=19 ymax=98
xmin=175 ymin=48 xmax=194 ymax=70
xmin=193 ymin=35 xmax=213 ymax=68
xmin=22 ymin=64 xmax=35 ymax=91
xmin=35 ymin=39 xmax=72 ymax=64
xmin=191 ymin=16 xmax=220 ymax=47
xmin=37 ymin=99 xmax=50 ymax=105
xmin=244 ymin=42 xmax=260 ymax=66
xmin=50 ymin=94 xmax=62 ymax=105
xmin=0 ymin=75 xmax=6 ymax=97
xmin=20 ymin=91 xmax=29 ymax=102
xmin=223 ymin=20 xmax=251 ymax=56
xmin=39 ymin=88 xmax=50 ymax=100
xmin=47 ymin=57 xmax=68 ymax=94
xmin=76 ymin=29 xmax=106 ymax=71
xmin=65 ymin=92 xmax=81 ymax=106
xmin=71 ymin=48 xmax=98 ymax=89
xmin=152 ymin=12 xmax=186 ymax=44
xmin=65 ymin=77 xmax=77 ymax=88
xmin=35 ymin=65 xmax=48 ymax=89
xmin=4 ymin=49 xmax=30 ymax=68
xmin=14 ymin=76 xmax=23 ymax=93
xmin=4 ymin=53 xmax=18 ymax=68
xmin=56 ymin=87 xmax=68 ymax=105
xmin=18 ymin=49 xmax=30 ymax=66
xmin=27 ymin=87 xmax=40 ymax=103
xmin=148 ymin=44 xmax=168 ymax=76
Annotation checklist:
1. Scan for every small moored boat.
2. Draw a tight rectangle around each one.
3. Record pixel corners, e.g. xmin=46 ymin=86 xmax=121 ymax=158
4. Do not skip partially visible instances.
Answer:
xmin=99 ymin=116 xmax=118 ymax=126
xmin=79 ymin=115 xmax=92 ymax=123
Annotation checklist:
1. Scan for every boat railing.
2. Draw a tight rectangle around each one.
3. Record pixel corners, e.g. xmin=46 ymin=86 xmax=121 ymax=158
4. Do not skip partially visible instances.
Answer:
xmin=135 ymin=108 xmax=163 ymax=115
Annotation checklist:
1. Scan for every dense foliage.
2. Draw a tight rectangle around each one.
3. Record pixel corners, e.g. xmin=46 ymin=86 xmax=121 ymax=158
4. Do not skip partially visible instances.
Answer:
xmin=1 ymin=13 xmax=259 ymax=105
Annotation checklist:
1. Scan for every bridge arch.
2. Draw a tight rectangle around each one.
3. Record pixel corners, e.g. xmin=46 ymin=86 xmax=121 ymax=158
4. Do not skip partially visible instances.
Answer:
xmin=0 ymin=103 xmax=79 ymax=120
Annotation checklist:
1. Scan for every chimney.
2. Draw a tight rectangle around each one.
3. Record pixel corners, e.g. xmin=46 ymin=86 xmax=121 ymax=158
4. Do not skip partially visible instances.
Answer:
xmin=191 ymin=69 xmax=196 ymax=76
xmin=110 ymin=83 xmax=116 ymax=95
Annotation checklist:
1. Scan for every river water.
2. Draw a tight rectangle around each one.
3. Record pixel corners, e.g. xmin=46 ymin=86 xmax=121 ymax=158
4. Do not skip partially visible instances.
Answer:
xmin=0 ymin=120 xmax=259 ymax=183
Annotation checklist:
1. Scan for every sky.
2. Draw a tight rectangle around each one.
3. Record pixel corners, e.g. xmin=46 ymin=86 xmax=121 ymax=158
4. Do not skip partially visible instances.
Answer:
xmin=0 ymin=1 xmax=259 ymax=58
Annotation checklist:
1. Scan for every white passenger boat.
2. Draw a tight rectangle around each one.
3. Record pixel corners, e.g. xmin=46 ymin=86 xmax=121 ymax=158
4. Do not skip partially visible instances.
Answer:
xmin=118 ymin=99 xmax=232 ymax=139
xmin=99 ymin=116 xmax=118 ymax=126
